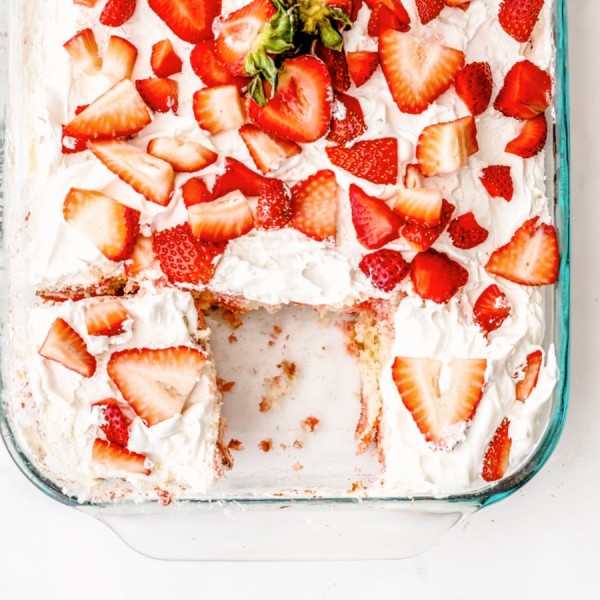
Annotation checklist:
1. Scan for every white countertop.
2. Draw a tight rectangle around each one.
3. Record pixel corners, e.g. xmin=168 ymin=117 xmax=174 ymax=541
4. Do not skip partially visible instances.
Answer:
xmin=0 ymin=2 xmax=596 ymax=597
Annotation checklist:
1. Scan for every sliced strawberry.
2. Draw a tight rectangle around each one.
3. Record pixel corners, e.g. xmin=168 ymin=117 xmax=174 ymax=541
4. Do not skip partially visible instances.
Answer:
xmin=248 ymin=55 xmax=333 ymax=143
xmin=63 ymin=188 xmax=140 ymax=261
xmin=63 ymin=28 xmax=102 ymax=75
xmin=347 ymin=51 xmax=379 ymax=87
xmin=411 ymin=249 xmax=468 ymax=303
xmin=315 ymin=41 xmax=351 ymax=93
xmin=359 ymin=248 xmax=409 ymax=292
xmin=505 ymin=113 xmax=547 ymax=158
xmin=92 ymin=438 xmax=150 ymax=474
xmin=498 ymin=0 xmax=544 ymax=43
xmin=125 ymin=234 xmax=155 ymax=277
xmin=415 ymin=0 xmax=445 ymax=23
xmin=515 ymin=349 xmax=543 ymax=401
xmin=481 ymin=418 xmax=512 ymax=482
xmin=485 ymin=217 xmax=559 ymax=285
xmin=107 ymin=346 xmax=208 ymax=426
xmin=473 ymin=284 xmax=512 ymax=335
xmin=153 ymin=222 xmax=226 ymax=285
xmin=193 ymin=85 xmax=246 ymax=134
xmin=448 ymin=212 xmax=489 ymax=249
xmin=256 ymin=179 xmax=293 ymax=230
xmin=102 ymin=36 xmax=138 ymax=82
xmin=379 ymin=31 xmax=465 ymax=115
xmin=239 ymin=124 xmax=302 ymax=174
xmin=212 ymin=157 xmax=268 ymax=198
xmin=416 ymin=116 xmax=478 ymax=177
xmin=136 ymin=77 xmax=178 ymax=113
xmin=38 ymin=318 xmax=96 ymax=378
xmin=392 ymin=356 xmax=487 ymax=448
xmin=392 ymin=186 xmax=443 ymax=226
xmin=85 ymin=299 xmax=129 ymax=336
xmin=349 ymin=183 xmax=402 ymax=249
xmin=401 ymin=198 xmax=455 ymax=252
xmin=326 ymin=137 xmax=398 ymax=184
xmin=291 ymin=170 xmax=338 ymax=244
xmin=190 ymin=40 xmax=251 ymax=91
xmin=148 ymin=0 xmax=221 ymax=43
xmin=150 ymin=39 xmax=182 ymax=77
xmin=480 ymin=165 xmax=514 ymax=201
xmin=93 ymin=399 xmax=132 ymax=447
xmin=455 ymin=62 xmax=493 ymax=116
xmin=100 ymin=0 xmax=136 ymax=27
xmin=214 ymin=0 xmax=277 ymax=77
xmin=88 ymin=140 xmax=175 ymax=206
xmin=327 ymin=93 xmax=366 ymax=146
xmin=63 ymin=79 xmax=151 ymax=140
xmin=494 ymin=60 xmax=552 ymax=120
xmin=61 ymin=126 xmax=88 ymax=155
xmin=403 ymin=163 xmax=421 ymax=189
xmin=147 ymin=137 xmax=218 ymax=173
xmin=368 ymin=1 xmax=410 ymax=37
xmin=188 ymin=191 xmax=254 ymax=242
xmin=181 ymin=177 xmax=212 ymax=208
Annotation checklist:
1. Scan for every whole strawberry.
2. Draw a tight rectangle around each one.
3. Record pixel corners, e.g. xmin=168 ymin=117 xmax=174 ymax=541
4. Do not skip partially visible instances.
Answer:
xmin=359 ymin=249 xmax=410 ymax=292
xmin=100 ymin=0 xmax=137 ymax=27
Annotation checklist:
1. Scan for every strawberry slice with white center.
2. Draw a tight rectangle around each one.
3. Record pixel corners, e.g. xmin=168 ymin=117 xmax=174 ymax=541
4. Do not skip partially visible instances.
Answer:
xmin=498 ymin=0 xmax=544 ymax=43
xmin=411 ymin=249 xmax=468 ymax=303
xmin=212 ymin=157 xmax=268 ymax=197
xmin=401 ymin=198 xmax=455 ymax=252
xmin=190 ymin=40 xmax=251 ymax=91
xmin=379 ymin=30 xmax=465 ymax=115
xmin=151 ymin=39 xmax=182 ymax=78
xmin=85 ymin=299 xmax=129 ymax=337
xmin=148 ymin=0 xmax=222 ymax=44
xmin=392 ymin=356 xmax=487 ymax=449
xmin=92 ymin=438 xmax=150 ymax=474
xmin=239 ymin=124 xmax=302 ymax=174
xmin=107 ymin=346 xmax=208 ymax=426
xmin=481 ymin=418 xmax=512 ymax=482
xmin=416 ymin=116 xmax=478 ymax=177
xmin=347 ymin=51 xmax=379 ymax=88
xmin=188 ymin=190 xmax=255 ymax=242
xmin=392 ymin=185 xmax=443 ymax=226
xmin=125 ymin=235 xmax=156 ymax=277
xmin=480 ymin=165 xmax=514 ymax=201
xmin=473 ymin=284 xmax=512 ymax=335
xmin=505 ymin=113 xmax=547 ymax=158
xmin=514 ymin=349 xmax=543 ymax=401
xmin=102 ymin=36 xmax=138 ymax=82
xmin=63 ymin=28 xmax=102 ymax=75
xmin=136 ymin=77 xmax=178 ymax=113
xmin=291 ymin=170 xmax=339 ymax=244
xmin=248 ymin=55 xmax=333 ymax=144
xmin=485 ymin=217 xmax=559 ymax=285
xmin=147 ymin=137 xmax=218 ymax=173
xmin=63 ymin=188 xmax=140 ymax=261
xmin=63 ymin=79 xmax=151 ymax=140
xmin=38 ymin=318 xmax=96 ymax=378
xmin=193 ymin=85 xmax=246 ymax=134
xmin=88 ymin=140 xmax=175 ymax=207
xmin=93 ymin=399 xmax=133 ymax=447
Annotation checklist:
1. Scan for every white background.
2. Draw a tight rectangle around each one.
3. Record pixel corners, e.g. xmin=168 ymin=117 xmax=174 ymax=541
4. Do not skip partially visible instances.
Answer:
xmin=0 ymin=2 xmax=596 ymax=598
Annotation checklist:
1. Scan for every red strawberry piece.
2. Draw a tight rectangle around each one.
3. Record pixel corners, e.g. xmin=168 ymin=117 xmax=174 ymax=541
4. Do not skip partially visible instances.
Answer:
xmin=349 ymin=183 xmax=402 ymax=249
xmin=325 ymin=0 xmax=355 ymax=18
xmin=359 ymin=248 xmax=410 ymax=292
xmin=148 ymin=0 xmax=221 ymax=44
xmin=92 ymin=438 xmax=150 ymax=474
xmin=190 ymin=40 xmax=251 ymax=92
xmin=315 ymin=41 xmax=351 ymax=93
xmin=505 ymin=113 xmax=547 ymax=158
xmin=63 ymin=188 xmax=140 ymax=261
xmin=495 ymin=60 xmax=552 ymax=120
xmin=481 ymin=418 xmax=512 ymax=482
xmin=136 ymin=77 xmax=178 ymax=113
xmin=248 ymin=55 xmax=333 ymax=144
xmin=480 ymin=165 xmax=514 ymax=201
xmin=214 ymin=0 xmax=277 ymax=77
xmin=107 ymin=346 xmax=208 ymax=426
xmin=415 ymin=0 xmax=445 ymax=24
xmin=401 ymin=198 xmax=455 ymax=252
xmin=188 ymin=191 xmax=255 ymax=242
xmin=102 ymin=36 xmax=138 ymax=82
xmin=125 ymin=234 xmax=155 ymax=277
xmin=100 ymin=0 xmax=136 ymax=27
xmin=63 ymin=28 xmax=102 ymax=75
xmin=147 ymin=137 xmax=218 ymax=173
xmin=327 ymin=93 xmax=366 ymax=146
xmin=368 ymin=1 xmax=410 ymax=37
xmin=239 ymin=124 xmax=302 ymax=174
xmin=455 ymin=62 xmax=493 ymax=116
xmin=416 ymin=116 xmax=478 ymax=177
xmin=85 ymin=299 xmax=129 ymax=336
xmin=411 ymin=249 xmax=468 ymax=303
xmin=379 ymin=31 xmax=465 ymax=115
xmin=515 ymin=349 xmax=543 ymax=401
xmin=61 ymin=126 xmax=88 ymax=155
xmin=392 ymin=185 xmax=443 ymax=226
xmin=74 ymin=0 xmax=99 ymax=6
xmin=63 ymin=79 xmax=151 ymax=140
xmin=181 ymin=177 xmax=212 ymax=208
xmin=486 ymin=216 xmax=559 ymax=285
xmin=212 ymin=157 xmax=268 ymax=198
xmin=153 ymin=222 xmax=226 ymax=285
xmin=256 ymin=179 xmax=293 ymax=230
xmin=150 ymin=39 xmax=182 ymax=77
xmin=347 ymin=51 xmax=379 ymax=87
xmin=193 ymin=85 xmax=246 ymax=134
xmin=448 ymin=212 xmax=489 ymax=249
xmin=38 ymin=318 xmax=96 ymax=378
xmin=473 ymin=284 xmax=512 ymax=335
xmin=291 ymin=170 xmax=339 ymax=244
xmin=88 ymin=139 xmax=175 ymax=206
xmin=327 ymin=137 xmax=398 ymax=185
xmin=392 ymin=356 xmax=487 ymax=448
xmin=93 ymin=399 xmax=132 ymax=447
xmin=498 ymin=0 xmax=544 ymax=43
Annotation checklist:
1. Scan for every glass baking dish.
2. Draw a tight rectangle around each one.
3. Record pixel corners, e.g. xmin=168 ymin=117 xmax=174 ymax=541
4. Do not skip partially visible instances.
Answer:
xmin=0 ymin=0 xmax=570 ymax=560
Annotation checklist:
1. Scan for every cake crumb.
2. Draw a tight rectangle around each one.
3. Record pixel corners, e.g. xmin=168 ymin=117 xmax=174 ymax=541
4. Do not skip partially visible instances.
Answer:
xmin=293 ymin=439 xmax=304 ymax=450
xmin=217 ymin=378 xmax=236 ymax=393
xmin=301 ymin=416 xmax=320 ymax=432
xmin=278 ymin=359 xmax=297 ymax=380
xmin=155 ymin=488 xmax=173 ymax=507
xmin=228 ymin=333 xmax=238 ymax=344
xmin=348 ymin=480 xmax=366 ymax=493
xmin=222 ymin=309 xmax=243 ymax=329
xmin=258 ymin=439 xmax=273 ymax=452
xmin=280 ymin=443 xmax=288 ymax=451
xmin=227 ymin=439 xmax=244 ymax=451
xmin=259 ymin=361 xmax=297 ymax=412
xmin=292 ymin=462 xmax=304 ymax=471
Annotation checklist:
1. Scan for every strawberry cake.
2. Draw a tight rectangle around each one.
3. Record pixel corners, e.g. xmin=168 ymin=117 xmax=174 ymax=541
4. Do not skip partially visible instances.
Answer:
xmin=4 ymin=0 xmax=560 ymax=501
